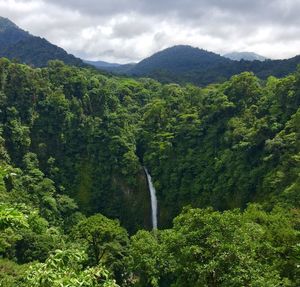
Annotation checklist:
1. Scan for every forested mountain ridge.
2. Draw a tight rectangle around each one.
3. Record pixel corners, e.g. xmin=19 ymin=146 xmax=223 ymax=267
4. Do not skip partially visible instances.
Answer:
xmin=0 ymin=58 xmax=299 ymax=286
xmin=1 ymin=16 xmax=300 ymax=88
xmin=128 ymin=45 xmax=231 ymax=75
xmin=95 ymin=45 xmax=300 ymax=86
xmin=0 ymin=16 xmax=84 ymax=67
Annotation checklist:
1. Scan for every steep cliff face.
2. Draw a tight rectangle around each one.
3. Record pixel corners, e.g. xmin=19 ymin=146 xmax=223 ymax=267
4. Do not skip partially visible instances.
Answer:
xmin=70 ymin=160 xmax=151 ymax=233
xmin=115 ymin=170 xmax=152 ymax=233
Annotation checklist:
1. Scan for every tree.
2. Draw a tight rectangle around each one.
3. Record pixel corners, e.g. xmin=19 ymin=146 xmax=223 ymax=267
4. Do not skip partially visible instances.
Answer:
xmin=129 ymin=206 xmax=299 ymax=287
xmin=23 ymin=248 xmax=118 ymax=287
xmin=0 ymin=203 xmax=28 ymax=256
xmin=72 ymin=214 xmax=129 ymax=283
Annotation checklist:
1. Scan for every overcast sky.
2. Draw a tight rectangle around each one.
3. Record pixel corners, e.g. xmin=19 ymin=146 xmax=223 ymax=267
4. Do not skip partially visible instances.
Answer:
xmin=1 ymin=0 xmax=300 ymax=63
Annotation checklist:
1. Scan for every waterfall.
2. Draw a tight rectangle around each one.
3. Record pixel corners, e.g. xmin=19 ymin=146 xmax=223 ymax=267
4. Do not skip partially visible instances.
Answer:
xmin=143 ymin=167 xmax=158 ymax=230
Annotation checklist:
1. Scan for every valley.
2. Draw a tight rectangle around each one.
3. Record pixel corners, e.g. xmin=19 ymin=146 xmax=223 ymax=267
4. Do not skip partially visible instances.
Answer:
xmin=0 ymin=12 xmax=299 ymax=287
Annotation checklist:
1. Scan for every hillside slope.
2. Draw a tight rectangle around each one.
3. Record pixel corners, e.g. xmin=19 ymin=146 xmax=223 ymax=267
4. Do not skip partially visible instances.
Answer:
xmin=0 ymin=16 xmax=84 ymax=67
xmin=1 ymin=59 xmax=299 ymax=286
xmin=129 ymin=45 xmax=231 ymax=74
xmin=1 ymin=58 xmax=299 ymax=227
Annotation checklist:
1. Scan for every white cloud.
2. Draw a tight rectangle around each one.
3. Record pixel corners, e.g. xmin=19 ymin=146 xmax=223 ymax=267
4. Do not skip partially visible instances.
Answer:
xmin=0 ymin=0 xmax=299 ymax=63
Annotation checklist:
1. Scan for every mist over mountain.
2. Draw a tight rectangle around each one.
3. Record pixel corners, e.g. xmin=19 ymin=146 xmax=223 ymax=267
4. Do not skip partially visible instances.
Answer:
xmin=84 ymin=60 xmax=122 ymax=69
xmin=223 ymin=51 xmax=268 ymax=61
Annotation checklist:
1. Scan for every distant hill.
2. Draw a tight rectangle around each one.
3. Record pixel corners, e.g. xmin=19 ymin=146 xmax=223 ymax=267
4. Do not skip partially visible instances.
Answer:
xmin=2 ymin=16 xmax=299 ymax=86
xmin=84 ymin=60 xmax=122 ymax=69
xmin=0 ymin=16 xmax=84 ymax=67
xmin=85 ymin=59 xmax=136 ymax=74
xmin=129 ymin=45 xmax=232 ymax=75
xmin=108 ymin=45 xmax=235 ymax=85
xmin=224 ymin=51 xmax=267 ymax=61
xmin=100 ymin=45 xmax=300 ymax=86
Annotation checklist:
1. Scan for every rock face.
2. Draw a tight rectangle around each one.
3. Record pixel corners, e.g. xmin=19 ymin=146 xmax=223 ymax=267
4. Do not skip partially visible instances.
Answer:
xmin=112 ymin=170 xmax=152 ymax=233
xmin=73 ymin=160 xmax=152 ymax=233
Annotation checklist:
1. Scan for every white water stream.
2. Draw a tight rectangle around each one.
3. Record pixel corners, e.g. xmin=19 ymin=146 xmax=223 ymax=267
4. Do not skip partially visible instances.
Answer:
xmin=143 ymin=167 xmax=158 ymax=230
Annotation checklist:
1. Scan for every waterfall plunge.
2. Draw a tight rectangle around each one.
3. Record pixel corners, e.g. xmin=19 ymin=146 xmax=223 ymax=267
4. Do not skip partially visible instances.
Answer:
xmin=144 ymin=167 xmax=158 ymax=230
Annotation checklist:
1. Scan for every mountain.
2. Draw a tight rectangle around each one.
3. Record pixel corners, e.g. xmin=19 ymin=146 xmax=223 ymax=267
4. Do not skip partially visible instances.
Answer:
xmin=103 ymin=45 xmax=300 ymax=86
xmin=0 ymin=17 xmax=30 ymax=49
xmin=85 ymin=45 xmax=231 ymax=76
xmin=128 ymin=45 xmax=232 ymax=75
xmin=84 ymin=59 xmax=122 ymax=68
xmin=0 ymin=16 xmax=84 ymax=67
xmin=224 ymin=51 xmax=267 ymax=61
xmin=105 ymin=45 xmax=234 ymax=85
xmin=2 ymin=16 xmax=299 ymax=86
xmin=85 ymin=59 xmax=136 ymax=74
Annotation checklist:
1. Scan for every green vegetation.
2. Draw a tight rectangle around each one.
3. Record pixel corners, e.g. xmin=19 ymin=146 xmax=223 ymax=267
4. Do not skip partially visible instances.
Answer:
xmin=0 ymin=58 xmax=299 ymax=286
xmin=130 ymin=206 xmax=299 ymax=286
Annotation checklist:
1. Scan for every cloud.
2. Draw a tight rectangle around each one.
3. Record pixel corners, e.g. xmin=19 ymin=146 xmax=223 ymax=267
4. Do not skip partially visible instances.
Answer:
xmin=0 ymin=0 xmax=300 ymax=62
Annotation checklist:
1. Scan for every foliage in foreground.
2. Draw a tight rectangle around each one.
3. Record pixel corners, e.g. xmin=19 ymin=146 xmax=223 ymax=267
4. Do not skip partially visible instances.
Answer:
xmin=24 ymin=249 xmax=118 ymax=287
xmin=130 ymin=206 xmax=300 ymax=287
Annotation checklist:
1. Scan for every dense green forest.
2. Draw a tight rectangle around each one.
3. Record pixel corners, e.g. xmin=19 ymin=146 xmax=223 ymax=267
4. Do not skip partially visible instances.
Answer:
xmin=0 ymin=58 xmax=299 ymax=286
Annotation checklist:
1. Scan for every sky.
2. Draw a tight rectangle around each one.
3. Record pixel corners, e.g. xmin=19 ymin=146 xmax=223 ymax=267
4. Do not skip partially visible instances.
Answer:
xmin=1 ymin=0 xmax=300 ymax=63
